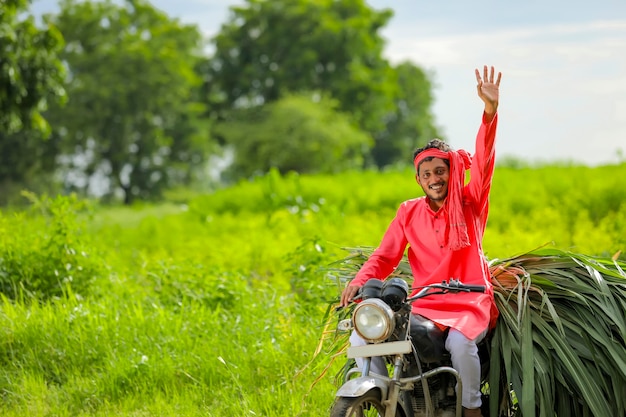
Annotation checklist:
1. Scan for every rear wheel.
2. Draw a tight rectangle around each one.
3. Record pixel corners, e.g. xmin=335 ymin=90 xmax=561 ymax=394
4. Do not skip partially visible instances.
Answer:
xmin=330 ymin=391 xmax=403 ymax=417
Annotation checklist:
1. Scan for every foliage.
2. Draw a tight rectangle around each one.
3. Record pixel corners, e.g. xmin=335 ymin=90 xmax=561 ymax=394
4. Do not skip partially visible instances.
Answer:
xmin=0 ymin=129 xmax=63 ymax=205
xmin=0 ymin=164 xmax=625 ymax=415
xmin=216 ymin=93 xmax=372 ymax=179
xmin=45 ymin=0 xmax=211 ymax=204
xmin=0 ymin=212 xmax=329 ymax=415
xmin=206 ymin=0 xmax=440 ymax=171
xmin=0 ymin=193 xmax=105 ymax=301
xmin=209 ymin=0 xmax=395 ymax=128
xmin=0 ymin=0 xmax=66 ymax=133
xmin=1 ymin=0 xmax=442 ymax=203
xmin=285 ymin=237 xmax=339 ymax=306
xmin=0 ymin=0 xmax=66 ymax=201
xmin=188 ymin=167 xmax=415 ymax=218
xmin=486 ymin=164 xmax=626 ymax=258
xmin=373 ymin=62 xmax=441 ymax=167
xmin=489 ymin=249 xmax=626 ymax=417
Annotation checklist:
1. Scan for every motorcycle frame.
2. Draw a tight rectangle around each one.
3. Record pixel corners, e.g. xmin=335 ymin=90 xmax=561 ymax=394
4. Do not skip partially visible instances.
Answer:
xmin=335 ymin=280 xmax=485 ymax=417
xmin=339 ymin=352 xmax=464 ymax=417
xmin=337 ymin=305 xmax=465 ymax=417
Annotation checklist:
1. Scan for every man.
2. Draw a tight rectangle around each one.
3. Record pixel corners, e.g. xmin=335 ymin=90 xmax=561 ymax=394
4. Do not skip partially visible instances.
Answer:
xmin=340 ymin=65 xmax=502 ymax=417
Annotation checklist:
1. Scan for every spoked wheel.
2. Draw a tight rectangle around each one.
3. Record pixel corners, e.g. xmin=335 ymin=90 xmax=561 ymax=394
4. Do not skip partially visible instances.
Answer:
xmin=330 ymin=391 xmax=402 ymax=417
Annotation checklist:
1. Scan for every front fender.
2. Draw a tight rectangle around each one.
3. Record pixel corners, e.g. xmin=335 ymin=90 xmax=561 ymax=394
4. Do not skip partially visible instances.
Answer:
xmin=335 ymin=375 xmax=389 ymax=399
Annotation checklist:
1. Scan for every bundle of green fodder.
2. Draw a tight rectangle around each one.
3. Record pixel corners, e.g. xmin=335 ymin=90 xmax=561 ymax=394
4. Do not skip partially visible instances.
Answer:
xmin=323 ymin=248 xmax=626 ymax=417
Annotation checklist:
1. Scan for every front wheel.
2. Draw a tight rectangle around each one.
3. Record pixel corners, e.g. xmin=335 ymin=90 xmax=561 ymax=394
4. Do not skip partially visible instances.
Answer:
xmin=330 ymin=391 xmax=403 ymax=417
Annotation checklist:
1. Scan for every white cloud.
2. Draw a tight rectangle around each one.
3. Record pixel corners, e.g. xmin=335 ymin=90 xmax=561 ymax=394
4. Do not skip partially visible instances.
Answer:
xmin=382 ymin=20 xmax=626 ymax=165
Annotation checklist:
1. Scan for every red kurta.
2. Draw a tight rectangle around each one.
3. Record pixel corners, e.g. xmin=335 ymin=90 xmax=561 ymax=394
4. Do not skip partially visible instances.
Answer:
xmin=352 ymin=112 xmax=499 ymax=340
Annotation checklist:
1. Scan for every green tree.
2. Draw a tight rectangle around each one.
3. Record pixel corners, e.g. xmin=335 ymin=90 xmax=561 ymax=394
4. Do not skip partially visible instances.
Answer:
xmin=45 ymin=0 xmax=211 ymax=204
xmin=0 ymin=0 xmax=66 ymax=203
xmin=0 ymin=130 xmax=62 ymax=205
xmin=206 ymin=0 xmax=440 ymax=172
xmin=373 ymin=62 xmax=441 ymax=167
xmin=216 ymin=93 xmax=372 ymax=179
xmin=208 ymin=1 xmax=394 ymax=131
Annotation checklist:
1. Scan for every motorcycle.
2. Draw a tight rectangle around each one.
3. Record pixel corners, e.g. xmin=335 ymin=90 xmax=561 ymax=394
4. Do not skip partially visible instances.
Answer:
xmin=331 ymin=278 xmax=492 ymax=417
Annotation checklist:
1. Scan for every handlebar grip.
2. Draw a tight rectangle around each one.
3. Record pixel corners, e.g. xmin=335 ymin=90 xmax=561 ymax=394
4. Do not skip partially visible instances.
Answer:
xmin=460 ymin=284 xmax=486 ymax=293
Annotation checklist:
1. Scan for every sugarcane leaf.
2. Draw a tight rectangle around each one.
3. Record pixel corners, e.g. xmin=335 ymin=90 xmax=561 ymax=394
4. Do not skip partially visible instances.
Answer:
xmin=612 ymin=259 xmax=626 ymax=276
xmin=534 ymin=317 xmax=611 ymax=416
xmin=538 ymin=290 xmax=565 ymax=335
xmin=488 ymin=328 xmax=503 ymax=417
xmin=520 ymin=303 xmax=536 ymax=417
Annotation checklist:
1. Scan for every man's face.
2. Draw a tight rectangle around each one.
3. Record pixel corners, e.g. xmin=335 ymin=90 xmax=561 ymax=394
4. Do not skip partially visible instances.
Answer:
xmin=416 ymin=157 xmax=450 ymax=204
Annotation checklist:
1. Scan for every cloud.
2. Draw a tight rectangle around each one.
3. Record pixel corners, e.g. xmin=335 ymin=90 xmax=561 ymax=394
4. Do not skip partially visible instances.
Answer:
xmin=384 ymin=19 xmax=626 ymax=66
xmin=382 ymin=20 xmax=626 ymax=165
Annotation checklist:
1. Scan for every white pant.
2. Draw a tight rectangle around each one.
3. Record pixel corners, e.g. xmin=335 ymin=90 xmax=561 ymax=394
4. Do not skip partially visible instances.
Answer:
xmin=349 ymin=326 xmax=488 ymax=409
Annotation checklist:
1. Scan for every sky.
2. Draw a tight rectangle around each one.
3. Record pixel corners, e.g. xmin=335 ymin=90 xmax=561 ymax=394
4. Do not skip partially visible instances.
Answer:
xmin=30 ymin=0 xmax=626 ymax=166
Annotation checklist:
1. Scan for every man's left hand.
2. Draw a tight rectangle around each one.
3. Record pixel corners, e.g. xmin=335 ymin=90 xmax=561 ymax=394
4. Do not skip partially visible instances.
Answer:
xmin=475 ymin=65 xmax=502 ymax=118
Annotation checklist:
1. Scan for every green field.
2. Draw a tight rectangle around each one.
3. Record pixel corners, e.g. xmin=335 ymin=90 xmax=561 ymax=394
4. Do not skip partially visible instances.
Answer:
xmin=1 ymin=163 xmax=625 ymax=416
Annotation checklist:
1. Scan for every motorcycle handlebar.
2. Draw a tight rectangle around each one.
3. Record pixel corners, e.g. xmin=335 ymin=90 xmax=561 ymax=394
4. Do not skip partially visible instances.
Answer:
xmin=457 ymin=284 xmax=486 ymax=292
xmin=407 ymin=279 xmax=486 ymax=302
xmin=445 ymin=280 xmax=486 ymax=293
xmin=336 ymin=278 xmax=486 ymax=310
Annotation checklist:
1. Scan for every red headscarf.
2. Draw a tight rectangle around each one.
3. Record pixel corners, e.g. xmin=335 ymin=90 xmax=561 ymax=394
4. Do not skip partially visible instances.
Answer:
xmin=414 ymin=148 xmax=472 ymax=251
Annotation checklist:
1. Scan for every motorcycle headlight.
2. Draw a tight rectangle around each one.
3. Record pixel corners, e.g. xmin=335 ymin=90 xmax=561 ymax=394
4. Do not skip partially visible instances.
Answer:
xmin=352 ymin=298 xmax=395 ymax=343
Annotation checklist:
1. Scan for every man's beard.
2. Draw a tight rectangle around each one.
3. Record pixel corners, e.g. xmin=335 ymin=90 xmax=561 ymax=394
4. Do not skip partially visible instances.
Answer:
xmin=426 ymin=183 xmax=448 ymax=201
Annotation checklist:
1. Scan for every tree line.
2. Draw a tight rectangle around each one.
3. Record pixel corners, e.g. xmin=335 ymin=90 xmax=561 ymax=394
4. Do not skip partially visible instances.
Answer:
xmin=1 ymin=0 xmax=440 ymax=205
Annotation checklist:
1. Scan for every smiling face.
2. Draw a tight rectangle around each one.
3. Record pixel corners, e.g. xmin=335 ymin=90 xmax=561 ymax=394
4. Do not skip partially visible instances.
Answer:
xmin=416 ymin=157 xmax=450 ymax=210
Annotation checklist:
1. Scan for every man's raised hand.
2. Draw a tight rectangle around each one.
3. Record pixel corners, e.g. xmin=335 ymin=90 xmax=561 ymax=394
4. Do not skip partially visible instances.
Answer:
xmin=475 ymin=65 xmax=501 ymax=118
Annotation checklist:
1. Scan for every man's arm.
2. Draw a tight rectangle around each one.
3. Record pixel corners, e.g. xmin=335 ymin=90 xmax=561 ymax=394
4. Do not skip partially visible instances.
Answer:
xmin=340 ymin=209 xmax=409 ymax=306
xmin=466 ymin=66 xmax=502 ymax=214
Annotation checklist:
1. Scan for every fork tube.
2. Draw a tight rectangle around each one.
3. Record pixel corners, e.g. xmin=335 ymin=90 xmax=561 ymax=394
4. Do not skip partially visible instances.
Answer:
xmin=454 ymin=377 xmax=463 ymax=417
xmin=383 ymin=354 xmax=404 ymax=417
xmin=361 ymin=357 xmax=371 ymax=376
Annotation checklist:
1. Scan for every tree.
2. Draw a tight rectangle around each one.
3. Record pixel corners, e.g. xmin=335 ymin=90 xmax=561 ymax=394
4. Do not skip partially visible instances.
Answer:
xmin=205 ymin=0 xmax=441 ymax=172
xmin=0 ymin=130 xmax=62 ymax=205
xmin=216 ymin=93 xmax=372 ymax=179
xmin=207 ymin=0 xmax=396 ymax=132
xmin=0 ymin=0 xmax=66 ymax=203
xmin=45 ymin=0 xmax=212 ymax=204
xmin=372 ymin=62 xmax=441 ymax=167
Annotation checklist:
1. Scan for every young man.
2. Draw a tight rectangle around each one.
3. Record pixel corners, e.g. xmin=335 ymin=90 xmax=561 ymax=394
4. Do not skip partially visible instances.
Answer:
xmin=340 ymin=65 xmax=502 ymax=417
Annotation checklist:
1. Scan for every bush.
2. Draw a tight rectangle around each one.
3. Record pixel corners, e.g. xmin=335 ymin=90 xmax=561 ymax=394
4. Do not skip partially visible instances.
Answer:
xmin=0 ymin=193 xmax=105 ymax=301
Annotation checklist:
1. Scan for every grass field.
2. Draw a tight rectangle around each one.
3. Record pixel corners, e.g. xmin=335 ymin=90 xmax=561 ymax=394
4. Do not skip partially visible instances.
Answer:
xmin=1 ymin=163 xmax=625 ymax=416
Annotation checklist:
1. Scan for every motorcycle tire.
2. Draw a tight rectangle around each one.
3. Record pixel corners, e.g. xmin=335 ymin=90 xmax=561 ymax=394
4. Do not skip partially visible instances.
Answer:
xmin=330 ymin=391 xmax=404 ymax=417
